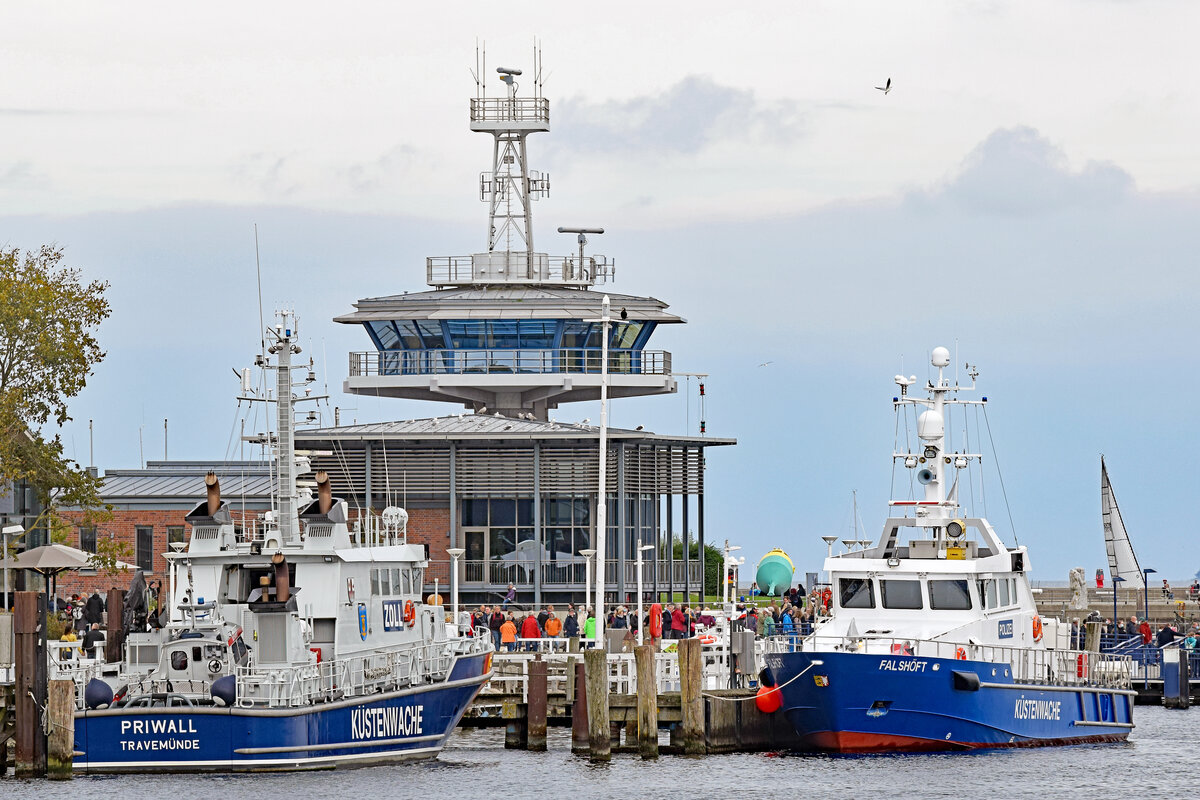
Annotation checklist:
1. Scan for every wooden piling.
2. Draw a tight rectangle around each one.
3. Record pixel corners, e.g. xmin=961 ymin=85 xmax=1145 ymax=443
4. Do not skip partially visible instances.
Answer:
xmin=635 ymin=644 xmax=659 ymax=758
xmin=678 ymin=638 xmax=704 ymax=754
xmin=571 ymin=661 xmax=589 ymax=754
xmin=584 ymin=647 xmax=611 ymax=761
xmin=501 ymin=699 xmax=528 ymax=749
xmin=47 ymin=679 xmax=75 ymax=779
xmin=527 ymin=657 xmax=548 ymax=751
xmin=1084 ymin=621 xmax=1101 ymax=652
xmin=105 ymin=588 xmax=124 ymax=664
xmin=15 ymin=591 xmax=46 ymax=777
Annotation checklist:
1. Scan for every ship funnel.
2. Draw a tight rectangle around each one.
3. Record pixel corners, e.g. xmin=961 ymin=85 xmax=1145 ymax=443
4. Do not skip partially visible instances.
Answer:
xmin=271 ymin=552 xmax=291 ymax=603
xmin=205 ymin=472 xmax=221 ymax=516
xmin=315 ymin=470 xmax=332 ymax=515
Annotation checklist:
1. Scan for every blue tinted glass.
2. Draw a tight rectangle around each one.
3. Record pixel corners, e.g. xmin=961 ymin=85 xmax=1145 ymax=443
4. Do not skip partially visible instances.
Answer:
xmin=369 ymin=321 xmax=400 ymax=350
xmin=446 ymin=321 xmax=487 ymax=349
xmin=490 ymin=321 xmax=519 ymax=348
xmin=416 ymin=321 xmax=446 ymax=349
xmin=395 ymin=321 xmax=424 ymax=349
xmin=561 ymin=322 xmax=598 ymax=348
xmin=518 ymin=321 xmax=557 ymax=348
xmin=461 ymin=499 xmax=489 ymax=526
xmin=517 ymin=498 xmax=533 ymax=526
xmin=490 ymin=499 xmax=516 ymax=526
xmin=611 ymin=322 xmax=644 ymax=349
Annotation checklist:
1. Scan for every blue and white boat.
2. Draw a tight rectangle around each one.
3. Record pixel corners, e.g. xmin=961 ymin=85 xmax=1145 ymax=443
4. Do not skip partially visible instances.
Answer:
xmin=763 ymin=347 xmax=1134 ymax=752
xmin=65 ymin=310 xmax=492 ymax=772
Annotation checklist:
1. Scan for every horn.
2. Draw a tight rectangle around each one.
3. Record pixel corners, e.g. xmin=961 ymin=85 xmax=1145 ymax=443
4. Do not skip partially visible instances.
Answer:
xmin=315 ymin=470 xmax=332 ymax=515
xmin=917 ymin=468 xmax=936 ymax=485
xmin=205 ymin=472 xmax=221 ymax=516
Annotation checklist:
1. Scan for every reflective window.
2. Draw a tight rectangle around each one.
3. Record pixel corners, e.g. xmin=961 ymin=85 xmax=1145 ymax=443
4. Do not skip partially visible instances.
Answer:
xmin=170 ymin=650 xmax=188 ymax=671
xmin=839 ymin=578 xmax=875 ymax=609
xmin=401 ymin=568 xmax=412 ymax=595
xmin=561 ymin=322 xmax=600 ymax=349
xmin=998 ymin=578 xmax=1011 ymax=606
xmin=611 ymin=321 xmax=644 ymax=349
xmin=490 ymin=320 xmax=519 ymax=349
xmin=79 ymin=527 xmax=97 ymax=553
xmin=391 ymin=568 xmax=402 ymax=595
xmin=930 ymin=579 xmax=973 ymax=610
xmin=370 ymin=569 xmax=380 ymax=596
xmin=519 ymin=320 xmax=557 ymax=348
xmin=395 ymin=321 xmax=424 ymax=349
xmin=416 ymin=321 xmax=446 ymax=349
xmin=986 ymin=580 xmax=998 ymax=608
xmin=379 ymin=569 xmax=391 ymax=595
xmin=490 ymin=499 xmax=516 ymax=527
xmin=369 ymin=321 xmax=401 ymax=350
xmin=411 ymin=568 xmax=423 ymax=595
xmin=880 ymin=580 xmax=923 ymax=609
xmin=447 ymin=321 xmax=488 ymax=349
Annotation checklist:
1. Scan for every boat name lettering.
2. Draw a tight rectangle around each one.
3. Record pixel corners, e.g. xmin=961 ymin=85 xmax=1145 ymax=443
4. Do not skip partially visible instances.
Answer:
xmin=998 ymin=619 xmax=1014 ymax=639
xmin=1013 ymin=697 xmax=1061 ymax=721
xmin=382 ymin=600 xmax=405 ymax=631
xmin=118 ymin=718 xmax=201 ymax=751
xmin=878 ymin=659 xmax=928 ymax=673
xmin=351 ymin=705 xmax=424 ymax=740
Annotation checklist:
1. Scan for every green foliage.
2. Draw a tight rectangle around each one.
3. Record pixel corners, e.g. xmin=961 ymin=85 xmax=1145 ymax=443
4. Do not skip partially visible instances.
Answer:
xmin=93 ymin=531 xmax=133 ymax=580
xmin=670 ymin=539 xmax=724 ymax=597
xmin=0 ymin=245 xmax=110 ymax=513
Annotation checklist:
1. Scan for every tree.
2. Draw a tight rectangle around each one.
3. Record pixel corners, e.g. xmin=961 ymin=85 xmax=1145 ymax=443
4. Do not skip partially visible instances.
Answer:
xmin=0 ymin=245 xmax=111 ymax=521
xmin=671 ymin=539 xmax=724 ymax=597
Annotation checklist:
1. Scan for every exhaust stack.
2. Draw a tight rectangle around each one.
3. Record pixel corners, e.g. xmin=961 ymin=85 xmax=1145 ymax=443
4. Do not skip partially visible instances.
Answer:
xmin=315 ymin=470 xmax=333 ymax=515
xmin=205 ymin=472 xmax=221 ymax=516
xmin=271 ymin=552 xmax=291 ymax=604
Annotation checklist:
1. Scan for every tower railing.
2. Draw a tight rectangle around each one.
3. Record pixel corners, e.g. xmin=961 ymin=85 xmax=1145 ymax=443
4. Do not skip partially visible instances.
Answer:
xmin=426 ymin=254 xmax=611 ymax=287
xmin=349 ymin=348 xmax=670 ymax=377
xmin=469 ymin=97 xmax=550 ymax=127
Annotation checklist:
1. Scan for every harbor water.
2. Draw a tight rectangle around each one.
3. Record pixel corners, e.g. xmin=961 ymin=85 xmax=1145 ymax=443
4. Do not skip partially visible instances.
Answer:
xmin=5 ymin=706 xmax=1196 ymax=798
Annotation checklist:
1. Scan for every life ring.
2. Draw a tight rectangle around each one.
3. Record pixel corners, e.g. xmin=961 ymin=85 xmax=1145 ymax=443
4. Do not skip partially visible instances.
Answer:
xmin=955 ymin=647 xmax=967 ymax=660
xmin=649 ymin=604 xmax=663 ymax=639
xmin=403 ymin=600 xmax=416 ymax=625
xmin=698 ymin=634 xmax=717 ymax=645
xmin=1031 ymin=615 xmax=1043 ymax=642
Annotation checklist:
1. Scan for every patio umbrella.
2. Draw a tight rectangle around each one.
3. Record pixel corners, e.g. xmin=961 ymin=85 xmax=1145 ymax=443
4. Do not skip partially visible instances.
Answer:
xmin=12 ymin=543 xmax=133 ymax=611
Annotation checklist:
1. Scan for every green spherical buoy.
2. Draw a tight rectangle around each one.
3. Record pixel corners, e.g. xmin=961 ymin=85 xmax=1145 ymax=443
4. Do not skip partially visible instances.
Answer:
xmin=755 ymin=549 xmax=795 ymax=596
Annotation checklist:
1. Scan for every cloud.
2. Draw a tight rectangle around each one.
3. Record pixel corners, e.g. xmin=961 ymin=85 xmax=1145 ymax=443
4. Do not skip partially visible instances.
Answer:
xmin=920 ymin=126 xmax=1134 ymax=215
xmin=343 ymin=143 xmax=418 ymax=194
xmin=552 ymin=75 xmax=805 ymax=157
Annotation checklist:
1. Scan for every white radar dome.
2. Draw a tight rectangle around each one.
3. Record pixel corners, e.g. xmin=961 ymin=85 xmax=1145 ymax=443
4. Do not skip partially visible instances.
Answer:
xmin=917 ymin=409 xmax=945 ymax=441
xmin=931 ymin=347 xmax=951 ymax=368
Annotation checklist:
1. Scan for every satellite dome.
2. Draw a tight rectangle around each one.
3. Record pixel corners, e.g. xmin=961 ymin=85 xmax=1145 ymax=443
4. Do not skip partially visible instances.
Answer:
xmin=931 ymin=346 xmax=951 ymax=368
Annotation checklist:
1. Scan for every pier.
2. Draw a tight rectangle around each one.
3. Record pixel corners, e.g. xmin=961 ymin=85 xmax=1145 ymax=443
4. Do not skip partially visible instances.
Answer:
xmin=466 ymin=640 xmax=801 ymax=756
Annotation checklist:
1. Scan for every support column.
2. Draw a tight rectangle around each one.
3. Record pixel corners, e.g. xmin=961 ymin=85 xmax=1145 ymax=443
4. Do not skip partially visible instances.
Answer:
xmin=533 ymin=442 xmax=541 ymax=608
xmin=363 ymin=441 xmax=373 ymax=514
xmin=666 ymin=458 xmax=674 ymax=602
xmin=617 ymin=443 xmax=626 ymax=601
xmin=682 ymin=465 xmax=690 ymax=604
xmin=448 ymin=442 xmax=456 ymax=551
xmin=698 ymin=478 xmax=706 ymax=604
xmin=14 ymin=591 xmax=46 ymax=777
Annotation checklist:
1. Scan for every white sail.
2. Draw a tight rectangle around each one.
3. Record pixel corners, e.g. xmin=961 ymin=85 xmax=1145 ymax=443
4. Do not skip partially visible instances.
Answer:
xmin=1101 ymin=457 xmax=1145 ymax=590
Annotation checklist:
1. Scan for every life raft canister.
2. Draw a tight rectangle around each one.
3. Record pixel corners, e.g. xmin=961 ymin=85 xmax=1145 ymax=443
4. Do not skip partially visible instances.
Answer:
xmin=403 ymin=600 xmax=416 ymax=625
xmin=698 ymin=634 xmax=717 ymax=645
xmin=1032 ymin=615 xmax=1043 ymax=642
xmin=1076 ymin=653 xmax=1088 ymax=678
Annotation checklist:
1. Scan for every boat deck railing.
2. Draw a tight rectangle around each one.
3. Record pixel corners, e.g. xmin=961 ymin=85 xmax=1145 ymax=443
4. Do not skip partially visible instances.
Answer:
xmin=764 ymin=634 xmax=1135 ymax=689
xmin=235 ymin=627 xmax=493 ymax=708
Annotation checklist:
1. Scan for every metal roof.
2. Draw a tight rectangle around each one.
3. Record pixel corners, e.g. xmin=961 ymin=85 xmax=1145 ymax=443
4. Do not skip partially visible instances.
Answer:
xmin=334 ymin=286 xmax=684 ymax=324
xmin=98 ymin=461 xmax=276 ymax=502
xmin=298 ymin=415 xmax=734 ymax=447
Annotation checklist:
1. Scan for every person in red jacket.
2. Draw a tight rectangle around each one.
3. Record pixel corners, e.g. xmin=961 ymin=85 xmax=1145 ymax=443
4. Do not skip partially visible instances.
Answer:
xmin=671 ymin=604 xmax=687 ymax=639
xmin=520 ymin=612 xmax=541 ymax=651
xmin=1139 ymin=618 xmax=1153 ymax=645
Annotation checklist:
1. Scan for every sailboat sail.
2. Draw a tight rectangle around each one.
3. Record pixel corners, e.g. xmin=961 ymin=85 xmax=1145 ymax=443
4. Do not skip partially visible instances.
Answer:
xmin=1101 ymin=457 xmax=1145 ymax=590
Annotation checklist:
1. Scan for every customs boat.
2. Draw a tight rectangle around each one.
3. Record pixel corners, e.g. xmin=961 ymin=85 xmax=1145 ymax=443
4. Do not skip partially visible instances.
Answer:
xmin=65 ymin=311 xmax=492 ymax=772
xmin=762 ymin=347 xmax=1134 ymax=752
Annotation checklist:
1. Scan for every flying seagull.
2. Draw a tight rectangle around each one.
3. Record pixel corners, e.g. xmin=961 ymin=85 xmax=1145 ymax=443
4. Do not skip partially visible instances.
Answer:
xmin=757 ymin=361 xmax=774 ymax=368
xmin=875 ymin=77 xmax=891 ymax=95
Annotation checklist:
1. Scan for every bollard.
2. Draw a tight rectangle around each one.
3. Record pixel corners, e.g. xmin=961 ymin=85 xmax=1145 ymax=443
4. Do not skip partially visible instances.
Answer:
xmin=105 ymin=588 xmax=125 ymax=664
xmin=571 ymin=661 xmax=589 ymax=754
xmin=15 ymin=591 xmax=46 ymax=777
xmin=585 ymin=648 xmax=611 ymax=761
xmin=1084 ymin=621 xmax=1101 ymax=653
xmin=47 ymin=679 xmax=75 ymax=779
xmin=678 ymin=638 xmax=704 ymax=754
xmin=635 ymin=644 xmax=659 ymax=758
xmin=527 ymin=657 xmax=548 ymax=751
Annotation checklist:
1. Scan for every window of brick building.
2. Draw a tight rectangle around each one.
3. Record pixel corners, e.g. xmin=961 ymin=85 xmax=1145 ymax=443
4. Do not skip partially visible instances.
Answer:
xmin=79 ymin=527 xmax=97 ymax=553
xmin=136 ymin=526 xmax=154 ymax=572
xmin=167 ymin=525 xmax=185 ymax=548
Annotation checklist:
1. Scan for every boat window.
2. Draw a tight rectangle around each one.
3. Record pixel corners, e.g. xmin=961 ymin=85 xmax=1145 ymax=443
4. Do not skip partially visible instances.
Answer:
xmin=880 ymin=580 xmax=923 ymax=609
xmin=170 ymin=650 xmax=188 ymax=671
xmin=929 ymin=579 xmax=973 ymax=610
xmin=839 ymin=578 xmax=875 ymax=609
xmin=998 ymin=578 xmax=1011 ymax=606
xmin=401 ymin=568 xmax=412 ymax=595
xmin=391 ymin=569 xmax=402 ymax=595
xmin=370 ymin=569 xmax=380 ymax=596
xmin=379 ymin=569 xmax=392 ymax=595
xmin=985 ymin=580 xmax=998 ymax=608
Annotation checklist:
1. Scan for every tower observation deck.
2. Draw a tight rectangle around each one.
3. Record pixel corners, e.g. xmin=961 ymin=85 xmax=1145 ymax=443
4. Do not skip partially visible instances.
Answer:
xmin=337 ymin=53 xmax=680 ymax=419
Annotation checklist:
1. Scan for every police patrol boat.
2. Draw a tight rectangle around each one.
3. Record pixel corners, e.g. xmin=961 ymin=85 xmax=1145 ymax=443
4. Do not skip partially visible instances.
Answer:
xmin=67 ymin=311 xmax=493 ymax=772
xmin=762 ymin=347 xmax=1135 ymax=752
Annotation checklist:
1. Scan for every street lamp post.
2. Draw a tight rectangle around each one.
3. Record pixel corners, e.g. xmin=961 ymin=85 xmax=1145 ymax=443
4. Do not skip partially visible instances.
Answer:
xmin=586 ymin=294 xmax=613 ymax=645
xmin=635 ymin=540 xmax=654 ymax=645
xmin=2 ymin=524 xmax=22 ymax=612
xmin=1143 ymin=567 xmax=1157 ymax=626
xmin=1111 ymin=574 xmax=1126 ymax=647
xmin=580 ymin=548 xmax=596 ymax=637
xmin=447 ymin=547 xmax=465 ymax=635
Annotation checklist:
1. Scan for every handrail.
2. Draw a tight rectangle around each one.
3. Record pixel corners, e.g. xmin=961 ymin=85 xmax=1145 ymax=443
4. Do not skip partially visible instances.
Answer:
xmin=349 ymin=348 xmax=670 ymax=378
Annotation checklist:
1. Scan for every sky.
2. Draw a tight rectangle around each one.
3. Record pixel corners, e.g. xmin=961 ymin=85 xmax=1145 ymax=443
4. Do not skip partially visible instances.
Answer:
xmin=2 ymin=1 xmax=1198 ymax=581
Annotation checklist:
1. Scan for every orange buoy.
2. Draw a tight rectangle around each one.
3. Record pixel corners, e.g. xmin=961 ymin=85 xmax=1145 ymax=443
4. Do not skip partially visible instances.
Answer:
xmin=756 ymin=685 xmax=783 ymax=713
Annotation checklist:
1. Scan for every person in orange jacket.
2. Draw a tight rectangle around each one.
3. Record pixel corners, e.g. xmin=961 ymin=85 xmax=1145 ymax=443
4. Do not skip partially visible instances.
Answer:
xmin=544 ymin=610 xmax=562 ymax=637
xmin=500 ymin=614 xmax=518 ymax=651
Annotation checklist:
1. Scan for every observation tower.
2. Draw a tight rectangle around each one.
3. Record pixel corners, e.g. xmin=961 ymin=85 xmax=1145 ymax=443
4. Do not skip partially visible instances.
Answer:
xmin=337 ymin=55 xmax=681 ymax=419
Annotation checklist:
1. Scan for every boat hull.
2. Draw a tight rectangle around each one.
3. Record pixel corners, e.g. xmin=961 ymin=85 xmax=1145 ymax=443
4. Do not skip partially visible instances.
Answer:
xmin=763 ymin=650 xmax=1133 ymax=753
xmin=74 ymin=652 xmax=490 ymax=772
